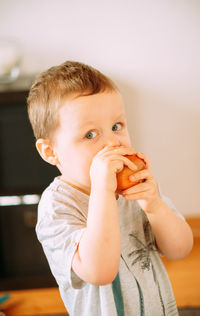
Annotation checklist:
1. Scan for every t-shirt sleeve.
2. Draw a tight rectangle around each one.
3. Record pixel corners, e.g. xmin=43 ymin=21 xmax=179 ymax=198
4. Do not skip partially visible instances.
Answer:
xmin=36 ymin=190 xmax=87 ymax=290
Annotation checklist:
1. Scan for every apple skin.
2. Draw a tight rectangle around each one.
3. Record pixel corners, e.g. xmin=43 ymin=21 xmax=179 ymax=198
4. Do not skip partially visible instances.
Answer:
xmin=116 ymin=154 xmax=146 ymax=191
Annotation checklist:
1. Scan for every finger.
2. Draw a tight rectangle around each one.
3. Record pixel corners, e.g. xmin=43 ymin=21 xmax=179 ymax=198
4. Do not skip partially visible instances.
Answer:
xmin=98 ymin=145 xmax=135 ymax=157
xmin=129 ymin=169 xmax=152 ymax=183
xmin=120 ymin=155 xmax=138 ymax=171
xmin=95 ymin=145 xmax=119 ymax=156
xmin=105 ymin=146 xmax=135 ymax=157
xmin=105 ymin=154 xmax=138 ymax=172
xmin=122 ymin=181 xmax=151 ymax=195
xmin=122 ymin=191 xmax=150 ymax=201
xmin=135 ymin=152 xmax=150 ymax=168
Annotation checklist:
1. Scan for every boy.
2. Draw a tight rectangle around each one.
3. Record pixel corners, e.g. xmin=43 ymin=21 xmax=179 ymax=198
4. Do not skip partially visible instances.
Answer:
xmin=27 ymin=61 xmax=193 ymax=315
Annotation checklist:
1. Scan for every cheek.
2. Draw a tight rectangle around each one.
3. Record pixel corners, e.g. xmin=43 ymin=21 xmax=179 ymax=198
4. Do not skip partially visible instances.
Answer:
xmin=126 ymin=133 xmax=132 ymax=147
xmin=122 ymin=134 xmax=132 ymax=148
xmin=76 ymin=156 xmax=93 ymax=185
xmin=82 ymin=153 xmax=94 ymax=173
xmin=76 ymin=149 xmax=93 ymax=174
xmin=80 ymin=148 xmax=100 ymax=181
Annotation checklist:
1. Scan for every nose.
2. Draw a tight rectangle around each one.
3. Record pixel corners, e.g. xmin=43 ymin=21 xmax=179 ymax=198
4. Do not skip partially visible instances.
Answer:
xmin=104 ymin=134 xmax=121 ymax=147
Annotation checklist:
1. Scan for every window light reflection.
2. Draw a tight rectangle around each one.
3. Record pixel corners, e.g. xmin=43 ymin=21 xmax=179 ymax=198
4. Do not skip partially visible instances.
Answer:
xmin=0 ymin=194 xmax=40 ymax=206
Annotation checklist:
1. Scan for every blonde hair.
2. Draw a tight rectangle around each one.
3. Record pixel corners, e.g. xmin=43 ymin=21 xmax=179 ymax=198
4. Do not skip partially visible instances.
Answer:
xmin=27 ymin=61 xmax=117 ymax=141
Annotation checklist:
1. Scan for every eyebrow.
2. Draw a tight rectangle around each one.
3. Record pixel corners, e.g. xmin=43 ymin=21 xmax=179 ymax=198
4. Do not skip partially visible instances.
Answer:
xmin=115 ymin=113 xmax=126 ymax=121
xmin=78 ymin=121 xmax=95 ymax=130
xmin=77 ymin=113 xmax=126 ymax=131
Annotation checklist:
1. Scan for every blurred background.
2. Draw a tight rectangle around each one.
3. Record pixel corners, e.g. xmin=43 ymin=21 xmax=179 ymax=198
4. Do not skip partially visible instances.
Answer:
xmin=0 ymin=0 xmax=199 ymax=314
xmin=1 ymin=0 xmax=199 ymax=217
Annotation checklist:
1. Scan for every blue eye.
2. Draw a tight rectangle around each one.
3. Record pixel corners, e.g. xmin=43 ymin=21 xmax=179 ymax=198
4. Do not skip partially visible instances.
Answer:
xmin=85 ymin=131 xmax=97 ymax=139
xmin=112 ymin=123 xmax=122 ymax=131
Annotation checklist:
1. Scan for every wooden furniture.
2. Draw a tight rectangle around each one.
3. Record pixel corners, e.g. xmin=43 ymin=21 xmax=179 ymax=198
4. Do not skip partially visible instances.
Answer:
xmin=0 ymin=218 xmax=199 ymax=316
xmin=162 ymin=217 xmax=200 ymax=307
xmin=0 ymin=288 xmax=66 ymax=316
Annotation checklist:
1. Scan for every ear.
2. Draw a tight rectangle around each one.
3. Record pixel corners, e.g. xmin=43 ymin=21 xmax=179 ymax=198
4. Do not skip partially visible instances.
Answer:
xmin=36 ymin=139 xmax=59 ymax=166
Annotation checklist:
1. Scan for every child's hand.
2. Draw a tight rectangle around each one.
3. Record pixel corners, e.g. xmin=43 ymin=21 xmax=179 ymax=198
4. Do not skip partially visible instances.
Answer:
xmin=121 ymin=152 xmax=161 ymax=213
xmin=90 ymin=146 xmax=136 ymax=194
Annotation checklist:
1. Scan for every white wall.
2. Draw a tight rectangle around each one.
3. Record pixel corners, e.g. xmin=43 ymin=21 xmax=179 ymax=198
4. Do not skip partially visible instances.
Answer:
xmin=0 ymin=0 xmax=199 ymax=217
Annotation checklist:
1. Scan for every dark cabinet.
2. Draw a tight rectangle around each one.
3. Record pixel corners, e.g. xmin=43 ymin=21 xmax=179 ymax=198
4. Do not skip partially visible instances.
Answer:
xmin=0 ymin=78 xmax=59 ymax=195
xmin=0 ymin=204 xmax=57 ymax=290
xmin=0 ymin=77 xmax=59 ymax=290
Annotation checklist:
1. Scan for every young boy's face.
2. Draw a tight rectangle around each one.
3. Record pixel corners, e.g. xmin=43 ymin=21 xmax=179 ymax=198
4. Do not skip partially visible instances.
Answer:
xmin=53 ymin=91 xmax=132 ymax=194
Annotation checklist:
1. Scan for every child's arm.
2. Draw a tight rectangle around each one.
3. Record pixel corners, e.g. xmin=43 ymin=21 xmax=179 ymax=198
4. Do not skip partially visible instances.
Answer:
xmin=121 ymin=152 xmax=193 ymax=260
xmin=141 ymin=198 xmax=193 ymax=259
xmin=72 ymin=146 xmax=136 ymax=285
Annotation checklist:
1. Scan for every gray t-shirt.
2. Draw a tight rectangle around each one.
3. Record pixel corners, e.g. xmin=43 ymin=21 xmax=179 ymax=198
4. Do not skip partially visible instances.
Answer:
xmin=36 ymin=177 xmax=182 ymax=315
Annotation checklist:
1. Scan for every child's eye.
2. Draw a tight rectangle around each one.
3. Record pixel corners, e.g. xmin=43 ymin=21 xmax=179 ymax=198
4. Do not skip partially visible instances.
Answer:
xmin=85 ymin=131 xmax=97 ymax=139
xmin=112 ymin=123 xmax=122 ymax=131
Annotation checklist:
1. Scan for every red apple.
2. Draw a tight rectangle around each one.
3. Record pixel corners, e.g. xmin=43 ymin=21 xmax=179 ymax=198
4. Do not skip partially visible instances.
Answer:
xmin=117 ymin=154 xmax=146 ymax=191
